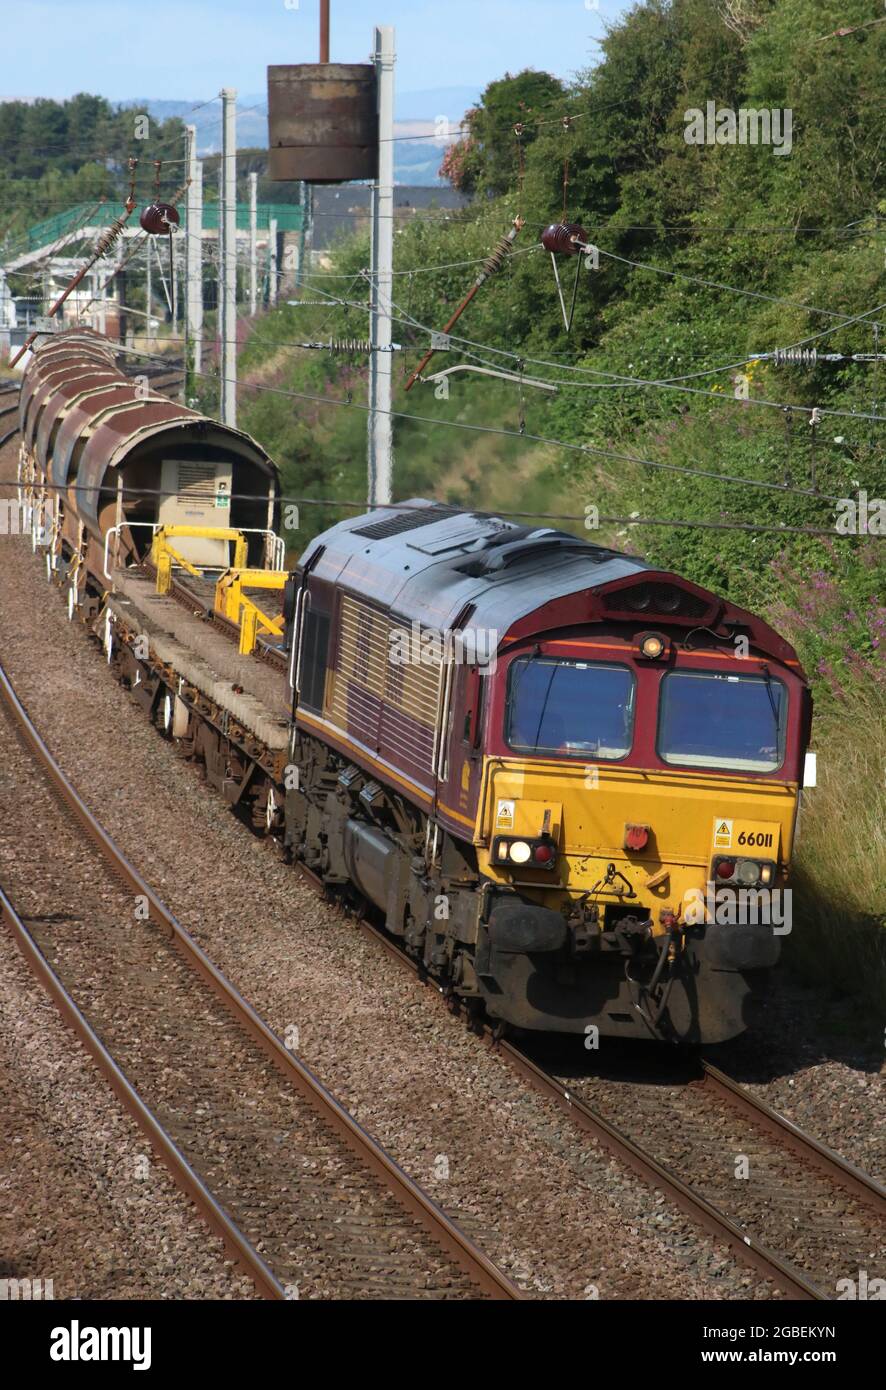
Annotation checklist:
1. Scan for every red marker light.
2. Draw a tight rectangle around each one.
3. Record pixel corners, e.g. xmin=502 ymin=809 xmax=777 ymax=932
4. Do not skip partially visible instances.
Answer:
xmin=533 ymin=842 xmax=555 ymax=864
xmin=624 ymin=824 xmax=649 ymax=851
xmin=716 ymin=859 xmax=735 ymax=879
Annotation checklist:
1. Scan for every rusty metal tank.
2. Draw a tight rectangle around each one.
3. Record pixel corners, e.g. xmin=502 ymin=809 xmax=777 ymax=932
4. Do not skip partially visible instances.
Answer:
xmin=267 ymin=63 xmax=378 ymax=183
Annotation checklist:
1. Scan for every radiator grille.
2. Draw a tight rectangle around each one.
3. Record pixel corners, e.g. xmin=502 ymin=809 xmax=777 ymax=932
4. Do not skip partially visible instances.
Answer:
xmin=330 ymin=593 xmax=443 ymax=765
xmin=175 ymin=463 xmax=216 ymax=503
xmin=351 ymin=505 xmax=456 ymax=541
xmin=602 ymin=582 xmax=708 ymax=620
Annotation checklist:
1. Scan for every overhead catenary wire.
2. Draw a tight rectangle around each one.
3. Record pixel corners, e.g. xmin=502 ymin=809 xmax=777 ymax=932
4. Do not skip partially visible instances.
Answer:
xmin=4 ymin=199 xmax=876 ymax=236
xmin=593 ymin=245 xmax=877 ymax=324
xmin=106 ymin=339 xmax=853 ymax=503
xmin=18 ymin=203 xmax=882 ymax=532
xmin=378 ymin=279 xmax=886 ymax=411
xmin=36 ymin=219 xmax=886 ymax=429
xmin=134 ymin=226 xmax=884 ymax=420
xmin=282 ymin=270 xmax=886 ymax=422
xmin=0 ymin=476 xmax=872 ymax=541
xmin=151 ymin=214 xmax=884 ymax=397
xmin=59 ymin=278 xmax=877 ymax=503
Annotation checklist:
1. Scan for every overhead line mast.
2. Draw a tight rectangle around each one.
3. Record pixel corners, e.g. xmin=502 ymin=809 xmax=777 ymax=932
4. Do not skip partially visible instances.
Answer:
xmin=220 ymin=87 xmax=237 ymax=426
xmin=367 ymin=25 xmax=396 ymax=508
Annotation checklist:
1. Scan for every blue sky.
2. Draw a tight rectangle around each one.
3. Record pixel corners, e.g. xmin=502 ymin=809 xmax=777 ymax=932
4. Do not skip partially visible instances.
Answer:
xmin=3 ymin=0 xmax=629 ymax=107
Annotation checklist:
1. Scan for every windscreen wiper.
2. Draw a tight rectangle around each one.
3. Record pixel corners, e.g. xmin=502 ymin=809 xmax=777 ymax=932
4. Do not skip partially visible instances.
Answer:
xmin=760 ymin=662 xmax=780 ymax=733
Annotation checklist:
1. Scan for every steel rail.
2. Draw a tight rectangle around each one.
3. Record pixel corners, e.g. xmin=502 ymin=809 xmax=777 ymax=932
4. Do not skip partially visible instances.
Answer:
xmin=699 ymin=1059 xmax=886 ymax=1211
xmin=355 ymin=881 xmax=885 ymax=1298
xmin=0 ymin=881 xmax=287 ymax=1300
xmin=0 ymin=659 xmax=522 ymax=1301
xmin=495 ymin=1037 xmax=829 ymax=1300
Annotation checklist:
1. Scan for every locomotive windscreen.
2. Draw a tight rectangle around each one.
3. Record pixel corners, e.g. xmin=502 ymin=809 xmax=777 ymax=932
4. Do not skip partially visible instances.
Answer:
xmin=658 ymin=671 xmax=787 ymax=772
xmin=505 ymin=658 xmax=635 ymax=759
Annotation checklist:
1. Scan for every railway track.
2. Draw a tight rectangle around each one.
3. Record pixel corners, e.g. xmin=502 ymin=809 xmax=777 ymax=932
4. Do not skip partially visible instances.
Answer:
xmin=538 ymin=1046 xmax=885 ymax=1301
xmin=296 ymin=866 xmax=886 ymax=1302
xmin=0 ymin=658 xmax=523 ymax=1301
xmin=14 ymin=468 xmax=881 ymax=1302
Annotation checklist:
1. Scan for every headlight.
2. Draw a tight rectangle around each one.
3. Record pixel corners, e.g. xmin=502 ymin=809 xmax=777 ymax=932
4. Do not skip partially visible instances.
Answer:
xmin=736 ymin=860 xmax=760 ymax=885
xmin=493 ymin=836 xmax=558 ymax=870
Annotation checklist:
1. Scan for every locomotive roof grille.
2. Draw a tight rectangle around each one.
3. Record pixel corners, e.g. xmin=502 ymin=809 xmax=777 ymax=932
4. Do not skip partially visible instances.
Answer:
xmin=351 ymin=504 xmax=460 ymax=541
xmin=602 ymin=581 xmax=709 ymax=620
xmin=455 ymin=529 xmax=623 ymax=577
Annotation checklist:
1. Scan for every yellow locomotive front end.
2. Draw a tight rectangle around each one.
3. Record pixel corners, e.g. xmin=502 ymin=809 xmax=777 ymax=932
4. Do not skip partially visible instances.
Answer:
xmin=469 ymin=614 xmax=811 ymax=1044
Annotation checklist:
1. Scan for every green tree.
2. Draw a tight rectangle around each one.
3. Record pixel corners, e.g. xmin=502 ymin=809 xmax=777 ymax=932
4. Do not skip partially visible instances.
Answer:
xmin=441 ymin=69 xmax=566 ymax=196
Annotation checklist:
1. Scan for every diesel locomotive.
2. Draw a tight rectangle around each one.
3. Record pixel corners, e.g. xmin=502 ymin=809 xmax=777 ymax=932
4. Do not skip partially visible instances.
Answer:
xmin=284 ymin=502 xmax=812 ymax=1045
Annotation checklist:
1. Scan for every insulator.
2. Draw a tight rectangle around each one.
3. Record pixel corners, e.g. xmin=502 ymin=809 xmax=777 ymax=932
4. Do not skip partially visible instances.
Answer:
xmin=139 ymin=202 xmax=181 ymax=235
xmin=541 ymin=222 xmax=588 ymax=256
xmin=773 ymin=348 xmax=818 ymax=366
xmin=328 ymin=338 xmax=372 ymax=353
xmin=482 ymin=234 xmax=516 ymax=277
xmin=93 ymin=213 xmax=130 ymax=258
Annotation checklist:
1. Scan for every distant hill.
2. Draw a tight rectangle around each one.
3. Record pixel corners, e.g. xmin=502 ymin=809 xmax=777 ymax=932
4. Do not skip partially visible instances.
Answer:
xmin=121 ymin=86 xmax=482 ymax=184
